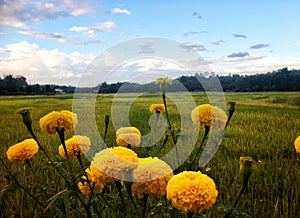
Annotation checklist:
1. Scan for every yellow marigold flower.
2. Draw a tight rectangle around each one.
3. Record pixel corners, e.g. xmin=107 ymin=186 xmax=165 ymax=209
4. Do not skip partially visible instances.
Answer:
xmin=166 ymin=171 xmax=218 ymax=213
xmin=191 ymin=104 xmax=227 ymax=129
xmin=115 ymin=127 xmax=141 ymax=148
xmin=58 ymin=135 xmax=91 ymax=159
xmin=132 ymin=157 xmax=173 ymax=197
xmin=7 ymin=139 xmax=39 ymax=163
xmin=86 ymin=165 xmax=108 ymax=187
xmin=78 ymin=175 xmax=103 ymax=196
xmin=294 ymin=136 xmax=300 ymax=154
xmin=150 ymin=104 xmax=165 ymax=113
xmin=155 ymin=77 xmax=172 ymax=95
xmin=155 ymin=77 xmax=172 ymax=85
xmin=116 ymin=127 xmax=141 ymax=137
xmin=39 ymin=110 xmax=78 ymax=134
xmin=92 ymin=147 xmax=138 ymax=181
xmin=116 ymin=133 xmax=141 ymax=148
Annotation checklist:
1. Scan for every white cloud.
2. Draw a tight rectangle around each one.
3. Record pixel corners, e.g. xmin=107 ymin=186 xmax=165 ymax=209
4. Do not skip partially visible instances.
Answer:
xmin=0 ymin=0 xmax=30 ymax=28
xmin=110 ymin=8 xmax=131 ymax=15
xmin=71 ymin=8 xmax=93 ymax=16
xmin=0 ymin=47 xmax=11 ymax=53
xmin=69 ymin=21 xmax=116 ymax=37
xmin=0 ymin=0 xmax=94 ymax=28
xmin=100 ymin=58 xmax=186 ymax=84
xmin=130 ymin=59 xmax=184 ymax=73
xmin=0 ymin=41 xmax=96 ymax=85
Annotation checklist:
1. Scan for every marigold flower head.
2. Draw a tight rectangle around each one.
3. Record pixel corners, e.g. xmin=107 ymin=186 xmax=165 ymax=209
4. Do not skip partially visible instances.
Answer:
xmin=85 ymin=165 xmax=108 ymax=187
xmin=58 ymin=135 xmax=91 ymax=159
xmin=294 ymin=136 xmax=300 ymax=154
xmin=155 ymin=77 xmax=172 ymax=85
xmin=150 ymin=104 xmax=165 ymax=113
xmin=116 ymin=133 xmax=141 ymax=148
xmin=132 ymin=157 xmax=173 ymax=197
xmin=191 ymin=104 xmax=227 ymax=129
xmin=155 ymin=77 xmax=172 ymax=95
xmin=166 ymin=171 xmax=218 ymax=213
xmin=7 ymin=139 xmax=39 ymax=163
xmin=92 ymin=147 xmax=138 ymax=181
xmin=116 ymin=127 xmax=141 ymax=137
xmin=78 ymin=175 xmax=103 ymax=196
xmin=116 ymin=127 xmax=141 ymax=148
xmin=39 ymin=110 xmax=78 ymax=134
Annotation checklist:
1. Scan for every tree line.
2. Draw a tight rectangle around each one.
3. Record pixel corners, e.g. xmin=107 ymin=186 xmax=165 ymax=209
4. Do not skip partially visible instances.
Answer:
xmin=1 ymin=68 xmax=299 ymax=95
xmin=96 ymin=67 xmax=300 ymax=93
xmin=0 ymin=75 xmax=74 ymax=95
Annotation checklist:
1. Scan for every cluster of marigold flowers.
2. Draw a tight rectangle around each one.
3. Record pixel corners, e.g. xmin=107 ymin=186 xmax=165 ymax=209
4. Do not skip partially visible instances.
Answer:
xmin=7 ymin=104 xmax=300 ymax=214
xmin=7 ymin=110 xmax=80 ymax=163
xmin=80 ymin=145 xmax=219 ymax=213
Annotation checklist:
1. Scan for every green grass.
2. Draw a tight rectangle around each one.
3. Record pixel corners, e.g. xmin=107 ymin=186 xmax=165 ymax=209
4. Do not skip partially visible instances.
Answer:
xmin=0 ymin=92 xmax=300 ymax=218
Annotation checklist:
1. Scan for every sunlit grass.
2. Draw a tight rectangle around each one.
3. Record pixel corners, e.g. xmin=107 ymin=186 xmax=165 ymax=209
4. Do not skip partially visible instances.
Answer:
xmin=0 ymin=92 xmax=299 ymax=217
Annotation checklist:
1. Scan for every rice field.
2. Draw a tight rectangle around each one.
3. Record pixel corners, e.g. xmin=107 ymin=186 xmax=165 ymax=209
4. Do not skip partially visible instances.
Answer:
xmin=0 ymin=92 xmax=299 ymax=218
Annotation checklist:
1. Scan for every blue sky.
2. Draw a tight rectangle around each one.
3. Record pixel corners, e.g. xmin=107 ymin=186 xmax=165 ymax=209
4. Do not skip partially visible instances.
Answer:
xmin=0 ymin=0 xmax=300 ymax=86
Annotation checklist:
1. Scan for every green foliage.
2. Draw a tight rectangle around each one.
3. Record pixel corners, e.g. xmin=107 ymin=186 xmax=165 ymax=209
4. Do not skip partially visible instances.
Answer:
xmin=0 ymin=92 xmax=299 ymax=217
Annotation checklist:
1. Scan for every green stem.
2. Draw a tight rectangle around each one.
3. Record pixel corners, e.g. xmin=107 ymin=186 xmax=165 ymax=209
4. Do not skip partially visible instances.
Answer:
xmin=162 ymin=94 xmax=176 ymax=144
xmin=162 ymin=94 xmax=179 ymax=169
xmin=104 ymin=115 xmax=110 ymax=143
xmin=153 ymin=134 xmax=169 ymax=156
xmin=23 ymin=120 xmax=91 ymax=217
xmin=225 ymin=184 xmax=247 ymax=218
xmin=124 ymin=181 xmax=141 ymax=218
xmin=76 ymin=154 xmax=94 ymax=201
xmin=225 ymin=117 xmax=232 ymax=128
xmin=142 ymin=194 xmax=149 ymax=218
xmin=56 ymin=128 xmax=75 ymax=184
xmin=187 ymin=211 xmax=194 ymax=218
xmin=154 ymin=112 xmax=160 ymax=129
xmin=25 ymin=159 xmax=37 ymax=178
xmin=115 ymin=180 xmax=126 ymax=217
xmin=190 ymin=125 xmax=210 ymax=170
xmin=25 ymin=124 xmax=72 ymax=187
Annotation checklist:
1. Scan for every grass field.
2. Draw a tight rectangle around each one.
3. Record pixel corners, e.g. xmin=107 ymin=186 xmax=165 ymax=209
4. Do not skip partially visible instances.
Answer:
xmin=0 ymin=92 xmax=299 ymax=218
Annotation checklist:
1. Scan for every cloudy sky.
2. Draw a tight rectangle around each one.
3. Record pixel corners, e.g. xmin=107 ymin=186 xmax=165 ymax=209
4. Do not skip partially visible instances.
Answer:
xmin=0 ymin=0 xmax=300 ymax=86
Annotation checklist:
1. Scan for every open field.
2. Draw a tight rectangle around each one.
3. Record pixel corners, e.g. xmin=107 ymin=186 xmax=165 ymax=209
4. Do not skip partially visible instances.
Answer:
xmin=0 ymin=92 xmax=300 ymax=218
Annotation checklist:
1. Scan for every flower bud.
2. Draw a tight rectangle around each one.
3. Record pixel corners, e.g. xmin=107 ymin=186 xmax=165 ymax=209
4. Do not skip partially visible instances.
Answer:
xmin=16 ymin=107 xmax=33 ymax=127
xmin=239 ymin=156 xmax=254 ymax=187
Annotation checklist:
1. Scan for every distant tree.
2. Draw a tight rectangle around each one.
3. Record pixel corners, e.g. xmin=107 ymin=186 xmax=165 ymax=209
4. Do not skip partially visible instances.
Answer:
xmin=0 ymin=74 xmax=27 ymax=93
